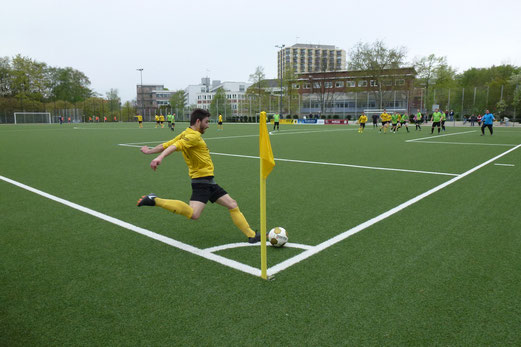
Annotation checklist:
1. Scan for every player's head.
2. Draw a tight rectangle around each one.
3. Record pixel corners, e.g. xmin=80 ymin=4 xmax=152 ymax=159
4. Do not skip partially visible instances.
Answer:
xmin=190 ymin=108 xmax=210 ymax=133
xmin=485 ymin=109 xmax=490 ymax=114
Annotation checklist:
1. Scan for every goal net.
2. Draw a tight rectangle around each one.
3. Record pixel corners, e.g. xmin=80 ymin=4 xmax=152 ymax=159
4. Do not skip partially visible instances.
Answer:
xmin=13 ymin=112 xmax=52 ymax=124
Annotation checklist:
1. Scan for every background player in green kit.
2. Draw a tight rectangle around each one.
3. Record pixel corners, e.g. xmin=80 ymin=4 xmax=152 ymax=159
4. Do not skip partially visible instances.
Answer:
xmin=430 ymin=108 xmax=443 ymax=134
xmin=399 ymin=113 xmax=410 ymax=133
xmin=391 ymin=112 xmax=400 ymax=133
xmin=415 ymin=109 xmax=422 ymax=131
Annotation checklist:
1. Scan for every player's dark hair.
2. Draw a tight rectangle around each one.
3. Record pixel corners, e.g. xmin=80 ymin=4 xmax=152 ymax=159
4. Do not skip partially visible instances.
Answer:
xmin=190 ymin=108 xmax=210 ymax=125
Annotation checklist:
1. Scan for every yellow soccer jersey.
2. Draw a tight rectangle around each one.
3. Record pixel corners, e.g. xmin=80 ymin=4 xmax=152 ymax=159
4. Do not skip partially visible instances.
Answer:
xmin=135 ymin=115 xmax=143 ymax=121
xmin=218 ymin=115 xmax=223 ymax=122
xmin=155 ymin=115 xmax=159 ymax=121
xmin=380 ymin=112 xmax=391 ymax=121
xmin=159 ymin=115 xmax=165 ymax=122
xmin=359 ymin=115 xmax=368 ymax=123
xmin=162 ymin=127 xmax=214 ymax=178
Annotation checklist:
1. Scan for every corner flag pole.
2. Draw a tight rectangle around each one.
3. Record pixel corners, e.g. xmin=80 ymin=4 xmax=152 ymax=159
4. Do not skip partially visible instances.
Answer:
xmin=259 ymin=111 xmax=275 ymax=280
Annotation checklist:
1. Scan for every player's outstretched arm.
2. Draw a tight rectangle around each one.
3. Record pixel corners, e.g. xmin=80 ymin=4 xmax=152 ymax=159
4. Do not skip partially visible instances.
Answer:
xmin=140 ymin=144 xmax=164 ymax=154
xmin=150 ymin=145 xmax=177 ymax=171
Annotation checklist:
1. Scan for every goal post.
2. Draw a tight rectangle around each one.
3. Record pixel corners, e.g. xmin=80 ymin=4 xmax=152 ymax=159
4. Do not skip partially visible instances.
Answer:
xmin=13 ymin=112 xmax=52 ymax=124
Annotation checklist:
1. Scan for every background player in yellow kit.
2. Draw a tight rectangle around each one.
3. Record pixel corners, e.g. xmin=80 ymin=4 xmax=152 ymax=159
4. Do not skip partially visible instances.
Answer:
xmin=379 ymin=109 xmax=391 ymax=133
xmin=137 ymin=108 xmax=261 ymax=243
xmin=135 ymin=114 xmax=143 ymax=128
xmin=218 ymin=113 xmax=223 ymax=131
xmin=357 ymin=112 xmax=368 ymax=133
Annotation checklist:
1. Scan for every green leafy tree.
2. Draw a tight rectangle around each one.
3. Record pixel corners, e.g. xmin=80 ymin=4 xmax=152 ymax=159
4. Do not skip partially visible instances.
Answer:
xmin=0 ymin=56 xmax=11 ymax=97
xmin=10 ymin=54 xmax=49 ymax=101
xmin=348 ymin=40 xmax=407 ymax=109
xmin=50 ymin=67 xmax=92 ymax=103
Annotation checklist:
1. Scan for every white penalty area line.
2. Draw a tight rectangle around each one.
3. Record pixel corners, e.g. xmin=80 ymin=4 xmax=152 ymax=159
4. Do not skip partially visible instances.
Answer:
xmin=0 ymin=175 xmax=262 ymax=277
xmin=210 ymin=152 xmax=459 ymax=177
xmin=117 ymin=128 xmax=355 ymax=147
xmin=494 ymin=163 xmax=515 ymax=167
xmin=406 ymin=130 xmax=476 ymax=143
xmin=267 ymin=143 xmax=521 ymax=277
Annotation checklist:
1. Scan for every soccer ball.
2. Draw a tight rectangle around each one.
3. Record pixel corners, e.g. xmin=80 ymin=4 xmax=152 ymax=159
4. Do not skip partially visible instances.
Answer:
xmin=268 ymin=227 xmax=288 ymax=247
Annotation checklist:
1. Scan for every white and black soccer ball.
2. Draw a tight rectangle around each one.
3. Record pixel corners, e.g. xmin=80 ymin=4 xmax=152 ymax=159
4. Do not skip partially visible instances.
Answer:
xmin=268 ymin=227 xmax=288 ymax=247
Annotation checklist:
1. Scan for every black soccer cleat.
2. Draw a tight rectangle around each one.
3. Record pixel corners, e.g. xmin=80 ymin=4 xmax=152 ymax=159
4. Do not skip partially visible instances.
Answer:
xmin=137 ymin=193 xmax=157 ymax=207
xmin=248 ymin=232 xmax=261 ymax=243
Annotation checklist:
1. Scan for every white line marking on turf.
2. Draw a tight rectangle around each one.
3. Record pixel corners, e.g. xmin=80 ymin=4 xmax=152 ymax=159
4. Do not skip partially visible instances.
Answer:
xmin=266 ymin=143 xmax=521 ymax=277
xmin=204 ymin=242 xmax=313 ymax=253
xmin=117 ymin=128 xmax=355 ymax=146
xmin=411 ymin=141 xmax=516 ymax=147
xmin=0 ymin=175 xmax=262 ymax=277
xmin=406 ymin=130 xmax=476 ymax=143
xmin=494 ymin=163 xmax=515 ymax=166
xmin=210 ymin=152 xmax=459 ymax=176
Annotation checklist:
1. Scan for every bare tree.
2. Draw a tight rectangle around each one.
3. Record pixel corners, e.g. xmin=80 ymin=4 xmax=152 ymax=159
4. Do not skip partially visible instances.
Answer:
xmin=348 ymin=40 xmax=407 ymax=109
xmin=414 ymin=54 xmax=448 ymax=111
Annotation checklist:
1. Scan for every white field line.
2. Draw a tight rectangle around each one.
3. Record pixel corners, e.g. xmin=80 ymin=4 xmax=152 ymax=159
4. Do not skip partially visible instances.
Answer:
xmin=117 ymin=127 xmax=355 ymax=146
xmin=494 ymin=163 xmax=515 ymax=167
xmin=267 ymin=144 xmax=521 ymax=277
xmin=410 ymin=140 xmax=517 ymax=147
xmin=210 ymin=152 xmax=459 ymax=177
xmin=117 ymin=146 xmax=459 ymax=176
xmin=406 ymin=130 xmax=476 ymax=143
xmin=0 ymin=175 xmax=261 ymax=277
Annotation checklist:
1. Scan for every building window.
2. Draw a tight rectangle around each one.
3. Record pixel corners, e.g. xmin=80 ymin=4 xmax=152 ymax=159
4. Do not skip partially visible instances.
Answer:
xmin=325 ymin=82 xmax=333 ymax=88
xmin=239 ymin=85 xmax=245 ymax=91
xmin=292 ymin=83 xmax=300 ymax=89
xmin=313 ymin=82 xmax=321 ymax=88
xmin=335 ymin=81 xmax=344 ymax=88
xmin=345 ymin=81 xmax=355 ymax=87
xmin=303 ymin=83 xmax=310 ymax=89
xmin=384 ymin=80 xmax=393 ymax=86
xmin=358 ymin=80 xmax=368 ymax=87
xmin=395 ymin=79 xmax=405 ymax=86
xmin=370 ymin=80 xmax=378 ymax=87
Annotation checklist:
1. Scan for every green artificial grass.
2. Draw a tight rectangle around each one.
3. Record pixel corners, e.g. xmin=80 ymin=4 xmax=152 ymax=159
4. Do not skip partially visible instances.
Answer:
xmin=1 ymin=122 xmax=520 ymax=345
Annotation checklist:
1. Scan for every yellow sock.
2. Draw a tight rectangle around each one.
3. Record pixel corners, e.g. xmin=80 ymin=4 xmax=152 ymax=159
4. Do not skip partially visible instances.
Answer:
xmin=229 ymin=207 xmax=255 ymax=237
xmin=155 ymin=198 xmax=193 ymax=219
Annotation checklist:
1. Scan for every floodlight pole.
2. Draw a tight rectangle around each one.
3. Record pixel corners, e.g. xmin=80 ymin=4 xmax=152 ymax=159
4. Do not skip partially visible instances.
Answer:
xmin=137 ymin=68 xmax=144 ymax=118
xmin=275 ymin=44 xmax=285 ymax=117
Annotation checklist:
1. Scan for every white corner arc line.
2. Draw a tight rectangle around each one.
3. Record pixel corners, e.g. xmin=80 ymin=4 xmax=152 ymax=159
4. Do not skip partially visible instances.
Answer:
xmin=210 ymin=152 xmax=459 ymax=176
xmin=0 ymin=175 xmax=261 ymax=277
xmin=406 ymin=130 xmax=476 ymax=142
xmin=267 ymin=144 xmax=521 ymax=276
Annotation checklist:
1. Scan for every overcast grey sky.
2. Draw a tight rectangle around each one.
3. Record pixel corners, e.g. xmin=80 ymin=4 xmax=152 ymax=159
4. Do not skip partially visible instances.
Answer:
xmin=3 ymin=0 xmax=520 ymax=102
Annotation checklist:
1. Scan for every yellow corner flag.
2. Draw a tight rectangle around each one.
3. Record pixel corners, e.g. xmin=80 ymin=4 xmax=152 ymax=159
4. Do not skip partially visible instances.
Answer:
xmin=259 ymin=112 xmax=275 ymax=178
xmin=259 ymin=111 xmax=275 ymax=279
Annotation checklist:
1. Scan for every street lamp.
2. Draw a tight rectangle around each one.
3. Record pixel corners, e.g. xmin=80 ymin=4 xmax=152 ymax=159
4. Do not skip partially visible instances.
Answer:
xmin=275 ymin=44 xmax=285 ymax=117
xmin=137 ymin=68 xmax=143 ymax=118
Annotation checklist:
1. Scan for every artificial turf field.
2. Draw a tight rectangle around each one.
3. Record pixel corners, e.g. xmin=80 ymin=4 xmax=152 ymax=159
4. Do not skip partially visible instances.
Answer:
xmin=1 ymin=121 xmax=520 ymax=346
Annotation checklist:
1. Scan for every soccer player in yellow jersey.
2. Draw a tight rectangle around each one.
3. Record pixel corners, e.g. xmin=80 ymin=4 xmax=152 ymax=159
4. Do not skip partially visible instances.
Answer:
xmin=137 ymin=108 xmax=261 ymax=243
xmin=379 ymin=109 xmax=391 ymax=133
xmin=135 ymin=115 xmax=143 ymax=128
xmin=357 ymin=112 xmax=368 ymax=133
xmin=159 ymin=114 xmax=165 ymax=128
xmin=218 ymin=113 xmax=223 ymax=131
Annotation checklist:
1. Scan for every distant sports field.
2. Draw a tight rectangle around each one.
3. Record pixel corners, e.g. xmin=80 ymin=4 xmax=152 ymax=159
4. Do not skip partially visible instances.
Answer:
xmin=2 ymin=121 xmax=520 ymax=345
